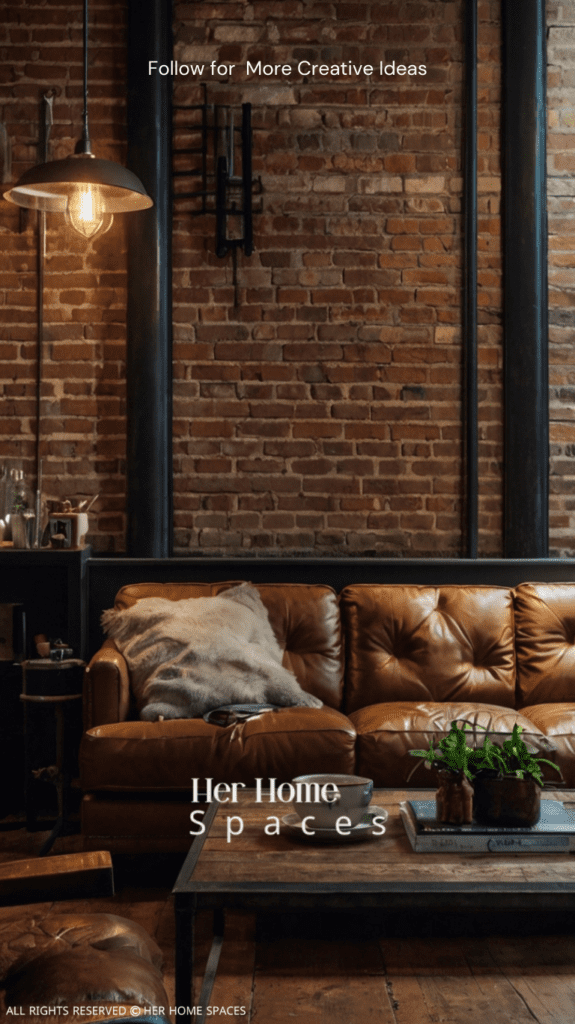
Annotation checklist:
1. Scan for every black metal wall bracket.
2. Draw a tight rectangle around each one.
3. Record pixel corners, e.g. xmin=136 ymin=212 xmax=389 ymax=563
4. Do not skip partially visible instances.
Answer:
xmin=172 ymin=93 xmax=261 ymax=262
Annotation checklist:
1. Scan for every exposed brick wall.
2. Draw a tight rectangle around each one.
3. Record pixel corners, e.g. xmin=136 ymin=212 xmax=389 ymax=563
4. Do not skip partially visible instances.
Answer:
xmin=1 ymin=1 xmax=508 ymax=557
xmin=171 ymin=0 xmax=504 ymax=556
xmin=0 ymin=0 xmax=128 ymax=551
xmin=548 ymin=0 xmax=575 ymax=557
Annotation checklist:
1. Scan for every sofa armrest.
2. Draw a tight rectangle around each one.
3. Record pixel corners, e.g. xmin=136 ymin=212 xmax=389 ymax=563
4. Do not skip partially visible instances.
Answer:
xmin=84 ymin=640 xmax=132 ymax=729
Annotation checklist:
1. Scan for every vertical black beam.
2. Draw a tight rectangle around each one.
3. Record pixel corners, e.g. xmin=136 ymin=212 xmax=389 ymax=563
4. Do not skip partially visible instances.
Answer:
xmin=242 ymin=103 xmax=253 ymax=257
xmin=125 ymin=0 xmax=173 ymax=556
xmin=503 ymin=0 xmax=548 ymax=557
xmin=463 ymin=0 xmax=478 ymax=558
xmin=215 ymin=156 xmax=228 ymax=258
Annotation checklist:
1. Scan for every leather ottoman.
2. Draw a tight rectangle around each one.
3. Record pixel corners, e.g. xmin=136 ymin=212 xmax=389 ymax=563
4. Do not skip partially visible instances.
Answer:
xmin=0 ymin=910 xmax=169 ymax=1019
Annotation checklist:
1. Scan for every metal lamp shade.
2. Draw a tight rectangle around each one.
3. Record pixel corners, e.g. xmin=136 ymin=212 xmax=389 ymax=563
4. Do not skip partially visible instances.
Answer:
xmin=3 ymin=154 xmax=152 ymax=213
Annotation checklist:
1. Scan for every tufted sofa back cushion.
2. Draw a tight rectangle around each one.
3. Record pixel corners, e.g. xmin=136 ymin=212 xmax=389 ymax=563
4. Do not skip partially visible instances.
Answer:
xmin=113 ymin=581 xmax=344 ymax=710
xmin=340 ymin=584 xmax=516 ymax=714
xmin=514 ymin=582 xmax=575 ymax=706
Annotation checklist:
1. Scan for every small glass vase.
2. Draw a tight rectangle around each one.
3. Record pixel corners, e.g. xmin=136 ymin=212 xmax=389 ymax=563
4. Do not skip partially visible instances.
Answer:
xmin=435 ymin=768 xmax=474 ymax=824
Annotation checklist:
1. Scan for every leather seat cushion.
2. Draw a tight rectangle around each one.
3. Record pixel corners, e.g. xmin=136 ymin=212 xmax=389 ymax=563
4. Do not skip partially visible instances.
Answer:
xmin=515 ymin=583 xmax=575 ymax=706
xmin=114 ymin=581 xmax=344 ymax=710
xmin=349 ymin=701 xmax=548 ymax=787
xmin=0 ymin=912 xmax=167 ymax=1011
xmin=341 ymin=585 xmax=516 ymax=714
xmin=519 ymin=703 xmax=575 ymax=787
xmin=80 ymin=706 xmax=356 ymax=790
xmin=4 ymin=946 xmax=168 ymax=1012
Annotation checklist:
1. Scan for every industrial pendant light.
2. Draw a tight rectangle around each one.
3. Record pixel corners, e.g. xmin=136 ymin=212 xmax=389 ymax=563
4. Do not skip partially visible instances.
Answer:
xmin=3 ymin=0 xmax=152 ymax=238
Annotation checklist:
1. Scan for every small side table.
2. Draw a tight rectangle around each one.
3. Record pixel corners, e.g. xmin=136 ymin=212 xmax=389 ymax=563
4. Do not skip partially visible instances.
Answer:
xmin=21 ymin=658 xmax=85 ymax=856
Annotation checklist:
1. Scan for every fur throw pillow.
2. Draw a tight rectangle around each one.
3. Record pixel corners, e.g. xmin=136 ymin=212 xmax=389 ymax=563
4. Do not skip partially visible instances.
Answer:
xmin=101 ymin=583 xmax=322 ymax=721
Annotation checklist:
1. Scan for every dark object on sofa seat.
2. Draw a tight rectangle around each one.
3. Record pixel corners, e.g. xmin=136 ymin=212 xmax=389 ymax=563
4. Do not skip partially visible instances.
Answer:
xmin=203 ymin=703 xmax=281 ymax=726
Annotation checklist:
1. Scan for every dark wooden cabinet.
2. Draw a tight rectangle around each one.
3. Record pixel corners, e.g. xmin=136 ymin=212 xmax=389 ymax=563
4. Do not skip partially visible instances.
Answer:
xmin=0 ymin=547 xmax=90 ymax=660
xmin=0 ymin=660 xmax=23 ymax=817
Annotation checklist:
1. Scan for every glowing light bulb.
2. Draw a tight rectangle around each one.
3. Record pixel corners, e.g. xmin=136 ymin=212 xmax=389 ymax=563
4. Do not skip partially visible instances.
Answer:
xmin=66 ymin=184 xmax=113 ymax=239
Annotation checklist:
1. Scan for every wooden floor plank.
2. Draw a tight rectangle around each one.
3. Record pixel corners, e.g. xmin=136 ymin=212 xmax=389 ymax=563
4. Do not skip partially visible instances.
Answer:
xmin=256 ymin=936 xmax=385 ymax=976
xmin=253 ymin=938 xmax=394 ymax=1024
xmin=382 ymin=975 xmax=433 ymax=1024
xmin=381 ymin=934 xmax=549 ymax=1024
xmin=155 ymin=892 xmax=177 ymax=1010
xmin=467 ymin=938 xmax=575 ymax=1024
xmin=251 ymin=974 xmax=396 ymax=1023
xmin=507 ymin=973 xmax=575 ymax=1024
xmin=380 ymin=935 xmax=476 ymax=975
xmin=478 ymin=932 xmax=575 ymax=1023
xmin=488 ymin=931 xmax=575 ymax=968
xmin=208 ymin=938 xmax=256 ymax=1017
xmin=415 ymin=970 xmax=538 ymax=1024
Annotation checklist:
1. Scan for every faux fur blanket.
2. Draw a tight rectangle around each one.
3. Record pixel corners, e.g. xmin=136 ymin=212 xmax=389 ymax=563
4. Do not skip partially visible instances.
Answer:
xmin=101 ymin=583 xmax=322 ymax=721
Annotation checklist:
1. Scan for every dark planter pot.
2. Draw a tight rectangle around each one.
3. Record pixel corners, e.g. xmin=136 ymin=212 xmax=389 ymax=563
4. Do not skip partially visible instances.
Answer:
xmin=473 ymin=775 xmax=541 ymax=827
xmin=435 ymin=769 xmax=474 ymax=824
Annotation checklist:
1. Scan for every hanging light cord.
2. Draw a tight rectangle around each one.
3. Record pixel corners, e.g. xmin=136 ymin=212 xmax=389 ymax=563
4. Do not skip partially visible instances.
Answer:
xmin=75 ymin=0 xmax=92 ymax=155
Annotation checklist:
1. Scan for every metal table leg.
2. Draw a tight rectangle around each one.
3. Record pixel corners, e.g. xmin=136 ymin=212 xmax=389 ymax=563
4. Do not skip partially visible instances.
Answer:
xmin=175 ymin=891 xmax=196 ymax=1011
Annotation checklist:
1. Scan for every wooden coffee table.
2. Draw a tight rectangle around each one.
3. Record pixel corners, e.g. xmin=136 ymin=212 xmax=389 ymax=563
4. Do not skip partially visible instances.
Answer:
xmin=173 ymin=787 xmax=575 ymax=1017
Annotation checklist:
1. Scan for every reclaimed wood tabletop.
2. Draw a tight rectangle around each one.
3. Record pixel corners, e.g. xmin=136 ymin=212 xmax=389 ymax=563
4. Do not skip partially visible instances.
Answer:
xmin=178 ymin=789 xmax=575 ymax=896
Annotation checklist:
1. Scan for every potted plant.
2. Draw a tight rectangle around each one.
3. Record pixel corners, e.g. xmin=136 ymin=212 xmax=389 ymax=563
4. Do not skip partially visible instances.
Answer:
xmin=408 ymin=721 xmax=562 ymax=828
xmin=471 ymin=725 xmax=561 ymax=827
xmin=408 ymin=720 xmax=481 ymax=824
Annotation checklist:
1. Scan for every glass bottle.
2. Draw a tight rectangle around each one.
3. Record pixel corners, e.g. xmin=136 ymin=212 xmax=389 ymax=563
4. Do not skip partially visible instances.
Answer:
xmin=10 ymin=469 xmax=32 ymax=513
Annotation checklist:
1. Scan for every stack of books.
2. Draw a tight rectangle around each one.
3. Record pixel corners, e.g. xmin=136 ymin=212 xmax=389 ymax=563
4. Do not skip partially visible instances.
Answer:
xmin=400 ymin=799 xmax=575 ymax=853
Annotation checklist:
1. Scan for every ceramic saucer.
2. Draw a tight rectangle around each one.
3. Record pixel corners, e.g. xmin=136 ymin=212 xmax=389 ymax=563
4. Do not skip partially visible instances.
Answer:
xmin=282 ymin=805 xmax=388 ymax=843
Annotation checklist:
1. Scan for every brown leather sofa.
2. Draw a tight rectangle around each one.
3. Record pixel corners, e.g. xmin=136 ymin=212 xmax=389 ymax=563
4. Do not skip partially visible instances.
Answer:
xmin=80 ymin=580 xmax=575 ymax=852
